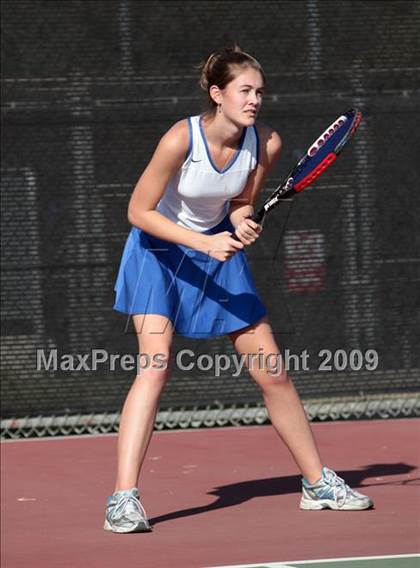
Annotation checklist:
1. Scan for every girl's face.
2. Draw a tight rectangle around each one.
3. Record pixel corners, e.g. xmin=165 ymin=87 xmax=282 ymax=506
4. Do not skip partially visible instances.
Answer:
xmin=217 ymin=67 xmax=265 ymax=126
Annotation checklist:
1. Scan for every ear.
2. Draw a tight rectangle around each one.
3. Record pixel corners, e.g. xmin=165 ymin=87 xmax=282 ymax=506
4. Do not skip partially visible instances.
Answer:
xmin=209 ymin=85 xmax=223 ymax=105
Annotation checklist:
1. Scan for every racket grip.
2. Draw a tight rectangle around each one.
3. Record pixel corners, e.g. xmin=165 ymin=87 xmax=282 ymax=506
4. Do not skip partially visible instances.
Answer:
xmin=231 ymin=210 xmax=265 ymax=241
xmin=250 ymin=210 xmax=265 ymax=223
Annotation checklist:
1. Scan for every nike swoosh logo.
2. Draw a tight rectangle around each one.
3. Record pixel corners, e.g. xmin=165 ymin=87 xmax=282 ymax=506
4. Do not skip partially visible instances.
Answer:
xmin=191 ymin=158 xmax=201 ymax=163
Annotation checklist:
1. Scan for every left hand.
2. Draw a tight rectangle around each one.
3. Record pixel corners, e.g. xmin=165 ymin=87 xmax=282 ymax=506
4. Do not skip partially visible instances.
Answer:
xmin=234 ymin=217 xmax=262 ymax=246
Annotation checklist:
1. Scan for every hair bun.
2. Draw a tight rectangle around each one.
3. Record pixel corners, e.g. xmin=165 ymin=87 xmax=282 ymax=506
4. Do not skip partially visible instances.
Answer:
xmin=199 ymin=52 xmax=217 ymax=91
xmin=199 ymin=45 xmax=245 ymax=91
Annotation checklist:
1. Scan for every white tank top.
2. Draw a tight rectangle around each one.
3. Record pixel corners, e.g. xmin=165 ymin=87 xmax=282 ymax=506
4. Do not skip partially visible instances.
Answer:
xmin=156 ymin=115 xmax=259 ymax=231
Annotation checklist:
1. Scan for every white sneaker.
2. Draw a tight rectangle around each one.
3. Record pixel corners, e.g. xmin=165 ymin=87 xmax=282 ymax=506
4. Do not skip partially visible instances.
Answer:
xmin=300 ymin=467 xmax=374 ymax=511
xmin=104 ymin=488 xmax=152 ymax=533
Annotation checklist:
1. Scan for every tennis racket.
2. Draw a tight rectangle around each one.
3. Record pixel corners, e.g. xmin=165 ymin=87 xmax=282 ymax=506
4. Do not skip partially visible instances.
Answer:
xmin=233 ymin=108 xmax=362 ymax=238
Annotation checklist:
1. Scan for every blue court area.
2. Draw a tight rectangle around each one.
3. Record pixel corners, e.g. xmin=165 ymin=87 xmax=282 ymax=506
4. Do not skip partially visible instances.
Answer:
xmin=208 ymin=554 xmax=420 ymax=568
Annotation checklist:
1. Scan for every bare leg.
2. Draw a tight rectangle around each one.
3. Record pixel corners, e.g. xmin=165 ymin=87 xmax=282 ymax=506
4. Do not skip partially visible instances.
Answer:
xmin=229 ymin=317 xmax=323 ymax=484
xmin=114 ymin=314 xmax=173 ymax=492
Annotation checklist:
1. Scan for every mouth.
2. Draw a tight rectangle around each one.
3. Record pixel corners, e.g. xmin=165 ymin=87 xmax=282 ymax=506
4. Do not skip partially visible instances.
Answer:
xmin=244 ymin=110 xmax=257 ymax=117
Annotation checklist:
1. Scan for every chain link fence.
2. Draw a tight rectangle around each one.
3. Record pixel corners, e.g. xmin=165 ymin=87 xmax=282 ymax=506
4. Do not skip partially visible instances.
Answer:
xmin=1 ymin=0 xmax=420 ymax=438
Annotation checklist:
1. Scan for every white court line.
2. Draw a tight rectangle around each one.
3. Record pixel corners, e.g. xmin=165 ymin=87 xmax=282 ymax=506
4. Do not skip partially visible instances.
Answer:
xmin=207 ymin=564 xmax=295 ymax=568
xmin=206 ymin=553 xmax=420 ymax=568
xmin=287 ymin=554 xmax=420 ymax=564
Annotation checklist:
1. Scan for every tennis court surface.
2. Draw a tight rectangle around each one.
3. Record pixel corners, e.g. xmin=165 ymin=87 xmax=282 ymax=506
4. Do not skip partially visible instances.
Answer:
xmin=2 ymin=418 xmax=419 ymax=568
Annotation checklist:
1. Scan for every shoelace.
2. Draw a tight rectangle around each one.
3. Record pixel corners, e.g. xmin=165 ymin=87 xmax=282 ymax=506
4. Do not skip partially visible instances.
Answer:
xmin=321 ymin=470 xmax=349 ymax=508
xmin=109 ymin=494 xmax=148 ymax=523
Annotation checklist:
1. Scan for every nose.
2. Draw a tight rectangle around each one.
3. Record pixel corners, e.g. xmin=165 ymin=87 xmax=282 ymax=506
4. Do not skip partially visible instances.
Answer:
xmin=250 ymin=91 xmax=260 ymax=106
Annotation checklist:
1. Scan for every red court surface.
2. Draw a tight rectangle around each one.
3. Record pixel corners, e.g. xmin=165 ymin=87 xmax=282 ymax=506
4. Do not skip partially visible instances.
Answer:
xmin=2 ymin=418 xmax=420 ymax=568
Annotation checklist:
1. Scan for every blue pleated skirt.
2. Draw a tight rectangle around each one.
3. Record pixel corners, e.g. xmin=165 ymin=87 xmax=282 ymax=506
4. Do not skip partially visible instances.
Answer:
xmin=113 ymin=215 xmax=267 ymax=338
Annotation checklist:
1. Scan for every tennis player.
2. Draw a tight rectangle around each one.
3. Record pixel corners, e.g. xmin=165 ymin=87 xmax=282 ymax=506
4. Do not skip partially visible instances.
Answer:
xmin=104 ymin=46 xmax=373 ymax=533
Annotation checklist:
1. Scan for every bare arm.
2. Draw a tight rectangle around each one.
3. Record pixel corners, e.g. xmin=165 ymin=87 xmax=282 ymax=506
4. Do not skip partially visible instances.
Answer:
xmin=127 ymin=120 xmax=209 ymax=251
xmin=229 ymin=124 xmax=282 ymax=244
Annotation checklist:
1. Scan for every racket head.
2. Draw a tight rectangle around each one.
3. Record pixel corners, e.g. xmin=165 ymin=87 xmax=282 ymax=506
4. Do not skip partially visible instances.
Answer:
xmin=292 ymin=108 xmax=362 ymax=193
xmin=261 ymin=109 xmax=362 ymax=215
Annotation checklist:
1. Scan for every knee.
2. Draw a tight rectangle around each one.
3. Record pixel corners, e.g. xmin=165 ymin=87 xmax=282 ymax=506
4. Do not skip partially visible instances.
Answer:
xmin=136 ymin=347 xmax=172 ymax=391
xmin=252 ymin=368 xmax=292 ymax=393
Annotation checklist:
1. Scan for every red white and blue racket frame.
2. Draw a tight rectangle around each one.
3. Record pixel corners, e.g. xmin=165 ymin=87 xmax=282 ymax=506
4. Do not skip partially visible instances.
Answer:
xmin=235 ymin=108 xmax=362 ymax=232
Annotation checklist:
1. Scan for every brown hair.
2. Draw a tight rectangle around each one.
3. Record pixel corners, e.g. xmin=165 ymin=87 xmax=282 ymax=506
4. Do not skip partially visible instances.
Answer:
xmin=198 ymin=45 xmax=265 ymax=114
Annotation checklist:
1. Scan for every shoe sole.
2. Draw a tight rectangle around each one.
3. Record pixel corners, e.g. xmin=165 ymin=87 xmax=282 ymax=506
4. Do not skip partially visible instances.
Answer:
xmin=103 ymin=519 xmax=152 ymax=533
xmin=300 ymin=498 xmax=374 ymax=511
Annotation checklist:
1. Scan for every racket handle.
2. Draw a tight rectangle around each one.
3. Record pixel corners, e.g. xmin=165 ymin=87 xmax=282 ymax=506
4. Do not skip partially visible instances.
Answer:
xmin=250 ymin=210 xmax=265 ymax=223
xmin=231 ymin=209 xmax=265 ymax=241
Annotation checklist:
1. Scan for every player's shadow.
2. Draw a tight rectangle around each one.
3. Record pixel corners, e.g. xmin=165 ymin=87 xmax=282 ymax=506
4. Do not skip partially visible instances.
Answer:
xmin=148 ymin=462 xmax=417 ymax=527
